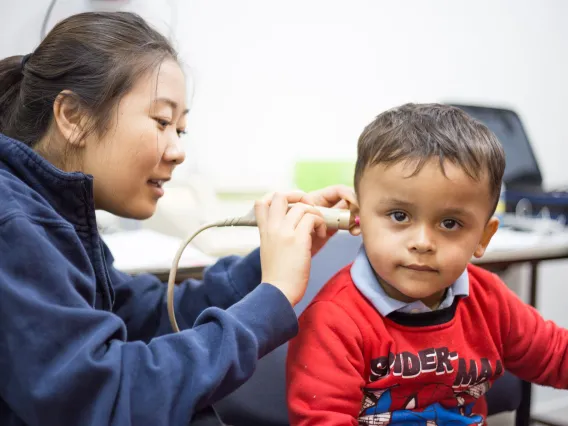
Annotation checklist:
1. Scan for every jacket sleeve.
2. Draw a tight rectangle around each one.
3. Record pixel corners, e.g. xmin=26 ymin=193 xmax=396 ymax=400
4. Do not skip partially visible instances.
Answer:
xmin=0 ymin=216 xmax=297 ymax=426
xmin=105 ymin=241 xmax=263 ymax=342
xmin=286 ymin=301 xmax=365 ymax=426
xmin=499 ymin=278 xmax=568 ymax=388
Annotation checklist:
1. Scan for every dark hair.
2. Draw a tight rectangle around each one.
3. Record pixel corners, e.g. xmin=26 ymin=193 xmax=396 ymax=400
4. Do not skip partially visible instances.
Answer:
xmin=354 ymin=103 xmax=506 ymax=211
xmin=0 ymin=12 xmax=177 ymax=147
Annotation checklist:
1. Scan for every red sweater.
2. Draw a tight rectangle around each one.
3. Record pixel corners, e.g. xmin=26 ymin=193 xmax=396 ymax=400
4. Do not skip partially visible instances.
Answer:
xmin=286 ymin=264 xmax=568 ymax=425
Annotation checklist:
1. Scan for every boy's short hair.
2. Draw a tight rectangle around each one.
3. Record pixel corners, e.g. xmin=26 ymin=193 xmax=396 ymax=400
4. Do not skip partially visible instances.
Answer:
xmin=354 ymin=103 xmax=506 ymax=212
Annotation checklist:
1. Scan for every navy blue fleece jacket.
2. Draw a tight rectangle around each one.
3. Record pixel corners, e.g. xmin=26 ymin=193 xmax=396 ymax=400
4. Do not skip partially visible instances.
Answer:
xmin=0 ymin=134 xmax=298 ymax=425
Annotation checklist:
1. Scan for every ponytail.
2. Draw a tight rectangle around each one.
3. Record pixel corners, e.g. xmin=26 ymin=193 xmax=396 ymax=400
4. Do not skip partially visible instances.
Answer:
xmin=0 ymin=55 xmax=26 ymax=139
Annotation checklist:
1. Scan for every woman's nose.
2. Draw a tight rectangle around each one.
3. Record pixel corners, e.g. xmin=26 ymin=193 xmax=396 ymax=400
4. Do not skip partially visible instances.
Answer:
xmin=164 ymin=137 xmax=186 ymax=165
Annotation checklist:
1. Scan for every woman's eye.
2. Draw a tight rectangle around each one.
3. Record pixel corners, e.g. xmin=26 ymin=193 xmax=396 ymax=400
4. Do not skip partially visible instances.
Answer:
xmin=389 ymin=211 xmax=408 ymax=223
xmin=155 ymin=118 xmax=170 ymax=128
xmin=441 ymin=219 xmax=460 ymax=230
xmin=177 ymin=129 xmax=187 ymax=137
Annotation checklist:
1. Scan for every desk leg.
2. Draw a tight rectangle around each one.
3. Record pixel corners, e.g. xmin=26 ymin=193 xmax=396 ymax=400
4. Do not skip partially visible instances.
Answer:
xmin=529 ymin=261 xmax=538 ymax=310
xmin=516 ymin=261 xmax=539 ymax=426
xmin=517 ymin=381 xmax=532 ymax=426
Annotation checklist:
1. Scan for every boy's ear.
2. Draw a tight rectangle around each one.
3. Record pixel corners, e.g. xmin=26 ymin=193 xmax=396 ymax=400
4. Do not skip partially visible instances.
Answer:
xmin=349 ymin=198 xmax=361 ymax=236
xmin=473 ymin=216 xmax=499 ymax=258
xmin=52 ymin=90 xmax=88 ymax=148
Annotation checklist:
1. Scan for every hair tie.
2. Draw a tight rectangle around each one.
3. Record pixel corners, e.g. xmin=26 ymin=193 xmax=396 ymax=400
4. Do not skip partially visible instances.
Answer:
xmin=20 ymin=54 xmax=31 ymax=72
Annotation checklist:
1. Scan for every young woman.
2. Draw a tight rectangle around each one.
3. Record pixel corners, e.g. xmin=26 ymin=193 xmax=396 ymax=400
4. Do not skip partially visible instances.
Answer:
xmin=0 ymin=11 xmax=355 ymax=426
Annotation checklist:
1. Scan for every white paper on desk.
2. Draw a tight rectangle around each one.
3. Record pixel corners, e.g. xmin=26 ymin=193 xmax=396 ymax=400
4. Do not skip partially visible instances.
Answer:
xmin=485 ymin=228 xmax=544 ymax=252
xmin=486 ymin=228 xmax=568 ymax=252
xmin=101 ymin=229 xmax=216 ymax=274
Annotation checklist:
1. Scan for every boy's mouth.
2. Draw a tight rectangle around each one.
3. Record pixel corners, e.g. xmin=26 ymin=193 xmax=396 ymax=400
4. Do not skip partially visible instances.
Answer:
xmin=404 ymin=264 xmax=437 ymax=272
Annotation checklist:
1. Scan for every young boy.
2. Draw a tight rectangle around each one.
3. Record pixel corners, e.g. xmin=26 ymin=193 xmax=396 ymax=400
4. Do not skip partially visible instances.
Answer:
xmin=286 ymin=103 xmax=568 ymax=425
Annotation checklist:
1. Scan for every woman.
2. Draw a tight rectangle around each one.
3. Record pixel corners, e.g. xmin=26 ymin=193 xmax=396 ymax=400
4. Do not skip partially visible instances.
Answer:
xmin=0 ymin=11 xmax=355 ymax=426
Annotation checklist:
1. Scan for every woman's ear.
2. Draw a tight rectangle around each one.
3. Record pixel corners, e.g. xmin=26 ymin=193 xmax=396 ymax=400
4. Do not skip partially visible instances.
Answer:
xmin=52 ymin=90 xmax=88 ymax=148
xmin=473 ymin=216 xmax=499 ymax=258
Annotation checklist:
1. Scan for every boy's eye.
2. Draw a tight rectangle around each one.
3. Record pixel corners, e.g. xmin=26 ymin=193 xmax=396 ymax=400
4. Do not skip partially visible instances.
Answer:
xmin=441 ymin=219 xmax=460 ymax=230
xmin=389 ymin=211 xmax=409 ymax=223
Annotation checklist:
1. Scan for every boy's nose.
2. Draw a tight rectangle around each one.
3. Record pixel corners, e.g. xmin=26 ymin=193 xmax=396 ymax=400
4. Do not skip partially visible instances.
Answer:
xmin=408 ymin=225 xmax=435 ymax=253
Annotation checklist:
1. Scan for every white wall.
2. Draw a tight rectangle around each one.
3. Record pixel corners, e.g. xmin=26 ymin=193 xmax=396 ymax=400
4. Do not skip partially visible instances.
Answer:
xmin=2 ymin=0 xmax=568 ymax=412
xmin=176 ymin=0 xmax=567 ymax=192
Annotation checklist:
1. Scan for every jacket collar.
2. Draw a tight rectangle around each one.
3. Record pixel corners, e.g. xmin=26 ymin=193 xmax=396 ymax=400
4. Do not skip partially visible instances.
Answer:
xmin=0 ymin=133 xmax=96 ymax=227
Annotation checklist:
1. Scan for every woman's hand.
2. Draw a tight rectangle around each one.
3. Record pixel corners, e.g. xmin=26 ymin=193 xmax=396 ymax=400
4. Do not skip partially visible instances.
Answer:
xmin=255 ymin=192 xmax=326 ymax=306
xmin=254 ymin=185 xmax=357 ymax=306
xmin=298 ymin=185 xmax=358 ymax=256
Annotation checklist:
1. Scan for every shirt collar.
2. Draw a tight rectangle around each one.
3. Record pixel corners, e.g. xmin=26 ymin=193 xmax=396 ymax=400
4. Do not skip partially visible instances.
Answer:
xmin=350 ymin=246 xmax=469 ymax=317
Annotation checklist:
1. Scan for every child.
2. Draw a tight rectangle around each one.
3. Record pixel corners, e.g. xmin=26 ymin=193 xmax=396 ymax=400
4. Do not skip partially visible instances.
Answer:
xmin=286 ymin=103 xmax=568 ymax=425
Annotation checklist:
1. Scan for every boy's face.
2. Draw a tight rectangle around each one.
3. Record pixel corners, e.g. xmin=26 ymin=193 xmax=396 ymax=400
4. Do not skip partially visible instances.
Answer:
xmin=356 ymin=158 xmax=499 ymax=308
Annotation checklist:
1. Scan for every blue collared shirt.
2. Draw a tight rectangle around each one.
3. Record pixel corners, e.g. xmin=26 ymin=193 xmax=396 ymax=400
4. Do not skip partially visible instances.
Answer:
xmin=350 ymin=247 xmax=469 ymax=316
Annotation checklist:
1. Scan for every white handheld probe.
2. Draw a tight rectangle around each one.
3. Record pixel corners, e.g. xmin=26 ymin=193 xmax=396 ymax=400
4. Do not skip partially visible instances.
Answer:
xmin=167 ymin=204 xmax=357 ymax=332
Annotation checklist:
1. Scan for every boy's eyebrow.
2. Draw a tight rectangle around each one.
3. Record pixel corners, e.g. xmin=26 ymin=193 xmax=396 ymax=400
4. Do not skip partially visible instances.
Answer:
xmin=380 ymin=198 xmax=476 ymax=218
xmin=154 ymin=97 xmax=190 ymax=115
xmin=379 ymin=197 xmax=415 ymax=208
xmin=438 ymin=207 xmax=475 ymax=219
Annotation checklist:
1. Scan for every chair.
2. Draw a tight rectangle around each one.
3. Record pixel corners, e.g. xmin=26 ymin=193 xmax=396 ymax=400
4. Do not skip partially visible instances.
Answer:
xmin=449 ymin=104 xmax=543 ymax=192
xmin=215 ymin=232 xmax=526 ymax=425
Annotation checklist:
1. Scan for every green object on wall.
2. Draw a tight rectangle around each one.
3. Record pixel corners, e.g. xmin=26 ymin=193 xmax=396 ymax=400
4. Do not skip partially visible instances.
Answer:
xmin=294 ymin=160 xmax=355 ymax=192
